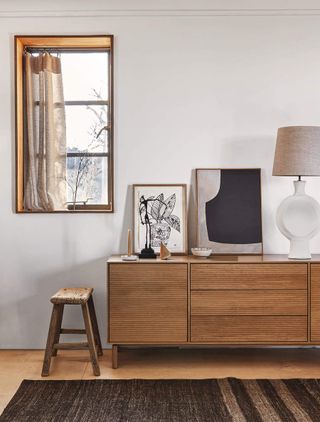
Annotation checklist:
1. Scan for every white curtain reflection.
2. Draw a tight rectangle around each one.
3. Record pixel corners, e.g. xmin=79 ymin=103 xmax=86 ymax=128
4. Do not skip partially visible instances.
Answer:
xmin=24 ymin=52 xmax=67 ymax=211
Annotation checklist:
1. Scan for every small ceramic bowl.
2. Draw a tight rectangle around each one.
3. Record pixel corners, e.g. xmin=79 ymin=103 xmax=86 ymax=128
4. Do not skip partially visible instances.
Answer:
xmin=191 ymin=247 xmax=212 ymax=257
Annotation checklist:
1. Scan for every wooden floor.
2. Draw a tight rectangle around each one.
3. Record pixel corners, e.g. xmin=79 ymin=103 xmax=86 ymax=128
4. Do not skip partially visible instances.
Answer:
xmin=1 ymin=347 xmax=320 ymax=413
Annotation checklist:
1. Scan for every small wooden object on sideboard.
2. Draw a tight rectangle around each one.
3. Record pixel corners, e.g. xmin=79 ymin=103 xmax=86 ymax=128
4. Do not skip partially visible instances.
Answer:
xmin=107 ymin=255 xmax=320 ymax=368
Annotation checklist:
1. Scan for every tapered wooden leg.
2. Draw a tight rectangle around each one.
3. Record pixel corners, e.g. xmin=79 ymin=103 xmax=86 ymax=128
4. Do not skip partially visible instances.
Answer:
xmin=87 ymin=296 xmax=103 ymax=356
xmin=41 ymin=304 xmax=63 ymax=377
xmin=52 ymin=304 xmax=64 ymax=357
xmin=112 ymin=345 xmax=118 ymax=369
xmin=82 ymin=302 xmax=100 ymax=376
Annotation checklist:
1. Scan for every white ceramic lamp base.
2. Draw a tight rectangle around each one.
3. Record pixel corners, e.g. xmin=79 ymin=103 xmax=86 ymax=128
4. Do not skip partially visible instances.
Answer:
xmin=276 ymin=180 xmax=320 ymax=259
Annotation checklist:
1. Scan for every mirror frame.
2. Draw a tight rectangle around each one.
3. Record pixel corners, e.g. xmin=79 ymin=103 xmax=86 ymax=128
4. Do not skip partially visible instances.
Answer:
xmin=15 ymin=35 xmax=114 ymax=213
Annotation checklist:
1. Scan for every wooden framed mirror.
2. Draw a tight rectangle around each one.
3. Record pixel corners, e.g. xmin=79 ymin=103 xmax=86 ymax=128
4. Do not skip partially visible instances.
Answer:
xmin=15 ymin=35 xmax=114 ymax=213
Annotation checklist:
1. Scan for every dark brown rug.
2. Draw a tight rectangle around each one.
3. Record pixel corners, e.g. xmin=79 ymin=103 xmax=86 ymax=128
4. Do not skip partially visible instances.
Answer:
xmin=1 ymin=378 xmax=320 ymax=421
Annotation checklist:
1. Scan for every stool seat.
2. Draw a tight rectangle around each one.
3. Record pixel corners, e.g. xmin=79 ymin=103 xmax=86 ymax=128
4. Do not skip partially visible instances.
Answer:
xmin=51 ymin=287 xmax=93 ymax=305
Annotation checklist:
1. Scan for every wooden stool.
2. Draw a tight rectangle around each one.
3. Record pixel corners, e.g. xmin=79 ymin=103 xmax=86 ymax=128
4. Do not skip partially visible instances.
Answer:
xmin=41 ymin=287 xmax=102 ymax=377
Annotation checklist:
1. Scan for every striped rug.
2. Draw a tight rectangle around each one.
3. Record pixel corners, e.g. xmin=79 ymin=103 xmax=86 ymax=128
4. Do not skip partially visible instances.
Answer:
xmin=1 ymin=378 xmax=320 ymax=421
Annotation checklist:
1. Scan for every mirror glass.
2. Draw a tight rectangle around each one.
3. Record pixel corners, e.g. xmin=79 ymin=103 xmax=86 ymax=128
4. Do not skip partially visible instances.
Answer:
xmin=15 ymin=36 xmax=113 ymax=213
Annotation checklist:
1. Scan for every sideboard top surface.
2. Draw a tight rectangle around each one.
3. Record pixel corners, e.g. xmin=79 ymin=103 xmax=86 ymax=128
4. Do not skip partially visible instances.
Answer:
xmin=107 ymin=254 xmax=320 ymax=264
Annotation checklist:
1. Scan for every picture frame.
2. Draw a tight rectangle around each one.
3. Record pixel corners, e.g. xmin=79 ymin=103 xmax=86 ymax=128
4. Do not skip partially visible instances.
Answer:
xmin=196 ymin=168 xmax=263 ymax=254
xmin=133 ymin=184 xmax=188 ymax=255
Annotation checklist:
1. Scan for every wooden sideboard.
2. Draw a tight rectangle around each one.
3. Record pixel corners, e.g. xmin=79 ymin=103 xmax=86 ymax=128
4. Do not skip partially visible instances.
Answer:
xmin=107 ymin=255 xmax=320 ymax=368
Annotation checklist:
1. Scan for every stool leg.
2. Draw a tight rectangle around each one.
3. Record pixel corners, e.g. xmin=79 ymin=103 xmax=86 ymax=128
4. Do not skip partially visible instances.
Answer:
xmin=112 ymin=345 xmax=118 ymax=369
xmin=52 ymin=304 xmax=64 ymax=357
xmin=82 ymin=302 xmax=100 ymax=376
xmin=41 ymin=304 xmax=62 ymax=377
xmin=87 ymin=296 xmax=103 ymax=356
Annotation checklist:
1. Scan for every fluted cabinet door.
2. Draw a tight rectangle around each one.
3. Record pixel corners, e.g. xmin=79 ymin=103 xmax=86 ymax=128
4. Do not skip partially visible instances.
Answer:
xmin=108 ymin=263 xmax=188 ymax=343
xmin=311 ymin=264 xmax=320 ymax=341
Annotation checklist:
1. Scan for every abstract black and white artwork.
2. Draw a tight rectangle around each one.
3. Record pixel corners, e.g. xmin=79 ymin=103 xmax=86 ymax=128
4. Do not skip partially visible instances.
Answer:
xmin=133 ymin=184 xmax=188 ymax=255
xmin=196 ymin=169 xmax=263 ymax=254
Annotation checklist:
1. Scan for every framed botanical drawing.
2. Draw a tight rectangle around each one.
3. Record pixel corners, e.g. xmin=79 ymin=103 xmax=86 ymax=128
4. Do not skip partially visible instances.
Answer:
xmin=196 ymin=169 xmax=263 ymax=254
xmin=133 ymin=184 xmax=188 ymax=255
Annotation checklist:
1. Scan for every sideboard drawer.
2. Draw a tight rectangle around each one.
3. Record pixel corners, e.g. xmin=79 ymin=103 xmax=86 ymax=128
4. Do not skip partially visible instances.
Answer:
xmin=109 ymin=263 xmax=187 ymax=286
xmin=191 ymin=290 xmax=307 ymax=316
xmin=191 ymin=264 xmax=308 ymax=290
xmin=191 ymin=316 xmax=308 ymax=342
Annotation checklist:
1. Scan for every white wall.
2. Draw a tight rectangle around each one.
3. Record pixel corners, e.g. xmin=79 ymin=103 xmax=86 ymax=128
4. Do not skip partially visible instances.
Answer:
xmin=2 ymin=0 xmax=320 ymax=347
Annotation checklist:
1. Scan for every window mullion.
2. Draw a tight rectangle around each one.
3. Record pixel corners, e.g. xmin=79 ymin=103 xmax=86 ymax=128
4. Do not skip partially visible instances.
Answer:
xmin=64 ymin=100 xmax=109 ymax=106
xmin=66 ymin=152 xmax=109 ymax=157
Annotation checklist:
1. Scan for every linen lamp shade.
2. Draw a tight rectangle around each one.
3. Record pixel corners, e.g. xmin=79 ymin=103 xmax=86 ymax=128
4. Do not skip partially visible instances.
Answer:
xmin=273 ymin=126 xmax=320 ymax=176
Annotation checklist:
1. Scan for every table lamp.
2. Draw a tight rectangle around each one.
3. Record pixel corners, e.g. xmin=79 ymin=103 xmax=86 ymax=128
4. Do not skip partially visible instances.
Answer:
xmin=273 ymin=126 xmax=320 ymax=259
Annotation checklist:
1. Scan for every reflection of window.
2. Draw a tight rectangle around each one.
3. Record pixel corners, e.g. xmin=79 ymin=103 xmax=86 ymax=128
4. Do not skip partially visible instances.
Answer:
xmin=15 ymin=36 xmax=114 ymax=213
xmin=62 ymin=52 xmax=109 ymax=209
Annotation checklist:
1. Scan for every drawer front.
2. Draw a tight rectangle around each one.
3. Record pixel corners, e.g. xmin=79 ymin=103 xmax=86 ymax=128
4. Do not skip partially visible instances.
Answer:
xmin=191 ymin=316 xmax=308 ymax=342
xmin=109 ymin=263 xmax=187 ymax=285
xmin=109 ymin=264 xmax=188 ymax=343
xmin=191 ymin=264 xmax=307 ymax=290
xmin=191 ymin=290 xmax=307 ymax=316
